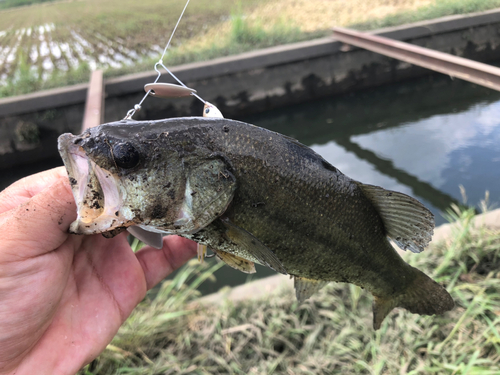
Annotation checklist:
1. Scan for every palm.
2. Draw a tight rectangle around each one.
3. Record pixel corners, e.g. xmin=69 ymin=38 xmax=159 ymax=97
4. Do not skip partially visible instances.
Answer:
xmin=0 ymin=168 xmax=196 ymax=374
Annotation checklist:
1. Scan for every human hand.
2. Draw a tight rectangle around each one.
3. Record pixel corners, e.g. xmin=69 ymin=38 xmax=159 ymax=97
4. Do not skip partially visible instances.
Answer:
xmin=0 ymin=167 xmax=197 ymax=374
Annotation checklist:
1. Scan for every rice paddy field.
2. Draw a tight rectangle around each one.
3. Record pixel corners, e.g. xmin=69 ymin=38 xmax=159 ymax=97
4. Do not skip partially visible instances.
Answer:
xmin=78 ymin=206 xmax=500 ymax=374
xmin=2 ymin=0 xmax=500 ymax=97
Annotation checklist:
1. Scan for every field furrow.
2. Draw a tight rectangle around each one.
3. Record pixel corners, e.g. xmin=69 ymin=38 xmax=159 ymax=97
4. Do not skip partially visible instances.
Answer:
xmin=0 ymin=30 xmax=18 ymax=74
xmin=3 ymin=29 xmax=26 ymax=76
xmin=69 ymin=29 xmax=98 ymax=70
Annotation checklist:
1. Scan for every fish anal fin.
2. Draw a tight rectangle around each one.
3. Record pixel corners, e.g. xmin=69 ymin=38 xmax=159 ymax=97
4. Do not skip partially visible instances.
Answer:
xmin=220 ymin=217 xmax=287 ymax=275
xmin=357 ymin=183 xmax=434 ymax=253
xmin=294 ymin=276 xmax=328 ymax=302
xmin=372 ymin=267 xmax=454 ymax=330
xmin=373 ymin=296 xmax=397 ymax=330
xmin=213 ymin=249 xmax=256 ymax=274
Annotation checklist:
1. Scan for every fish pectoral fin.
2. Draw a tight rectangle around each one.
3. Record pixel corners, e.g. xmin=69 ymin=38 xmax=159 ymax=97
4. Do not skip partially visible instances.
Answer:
xmin=213 ymin=249 xmax=256 ymax=274
xmin=219 ymin=217 xmax=287 ymax=275
xmin=357 ymin=183 xmax=434 ymax=253
xmin=294 ymin=276 xmax=328 ymax=302
xmin=127 ymin=226 xmax=164 ymax=249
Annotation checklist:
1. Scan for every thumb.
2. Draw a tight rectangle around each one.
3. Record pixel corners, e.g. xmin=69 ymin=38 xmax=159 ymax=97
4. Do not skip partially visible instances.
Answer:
xmin=0 ymin=167 xmax=68 ymax=214
xmin=0 ymin=176 xmax=77 ymax=259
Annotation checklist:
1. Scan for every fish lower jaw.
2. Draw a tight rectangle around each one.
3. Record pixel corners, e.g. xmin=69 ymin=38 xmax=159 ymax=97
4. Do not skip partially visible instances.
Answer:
xmin=69 ymin=214 xmax=134 ymax=235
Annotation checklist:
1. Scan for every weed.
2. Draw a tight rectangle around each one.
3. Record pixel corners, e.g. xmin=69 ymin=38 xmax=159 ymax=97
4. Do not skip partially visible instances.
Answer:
xmin=82 ymin=259 xmax=224 ymax=374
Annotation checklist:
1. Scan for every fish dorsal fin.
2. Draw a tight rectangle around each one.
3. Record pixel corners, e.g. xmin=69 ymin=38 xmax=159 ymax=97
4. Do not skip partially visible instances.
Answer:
xmin=219 ymin=217 xmax=287 ymax=275
xmin=357 ymin=183 xmax=434 ymax=253
xmin=213 ymin=249 xmax=256 ymax=274
xmin=294 ymin=276 xmax=329 ymax=302
xmin=127 ymin=226 xmax=164 ymax=249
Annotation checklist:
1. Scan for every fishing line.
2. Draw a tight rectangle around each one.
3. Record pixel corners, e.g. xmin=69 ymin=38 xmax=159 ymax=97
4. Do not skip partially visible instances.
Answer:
xmin=124 ymin=0 xmax=206 ymax=120
xmin=159 ymin=0 xmax=191 ymax=63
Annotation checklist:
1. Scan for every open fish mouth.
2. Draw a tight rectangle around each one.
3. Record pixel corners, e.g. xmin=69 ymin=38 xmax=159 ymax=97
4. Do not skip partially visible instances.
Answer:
xmin=58 ymin=134 xmax=134 ymax=235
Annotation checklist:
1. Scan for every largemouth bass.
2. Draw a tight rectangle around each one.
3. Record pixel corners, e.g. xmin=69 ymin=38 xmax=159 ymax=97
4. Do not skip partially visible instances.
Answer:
xmin=58 ymin=117 xmax=454 ymax=329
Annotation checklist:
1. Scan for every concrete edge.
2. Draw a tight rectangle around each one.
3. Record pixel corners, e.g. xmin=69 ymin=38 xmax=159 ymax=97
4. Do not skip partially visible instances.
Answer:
xmin=2 ymin=8 xmax=500 ymax=117
xmin=0 ymin=83 xmax=88 ymax=117
xmin=194 ymin=208 xmax=500 ymax=307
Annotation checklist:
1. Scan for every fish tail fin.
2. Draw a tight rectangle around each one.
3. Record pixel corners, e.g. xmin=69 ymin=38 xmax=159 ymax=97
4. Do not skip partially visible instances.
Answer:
xmin=372 ymin=267 xmax=454 ymax=330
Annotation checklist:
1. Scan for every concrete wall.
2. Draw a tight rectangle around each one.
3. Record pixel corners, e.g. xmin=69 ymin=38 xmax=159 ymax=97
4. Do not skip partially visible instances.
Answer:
xmin=3 ymin=9 xmax=500 ymax=169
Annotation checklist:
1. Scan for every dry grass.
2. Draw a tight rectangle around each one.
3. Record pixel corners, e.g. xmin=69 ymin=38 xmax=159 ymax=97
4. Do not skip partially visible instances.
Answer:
xmin=152 ymin=0 xmax=434 ymax=64
xmin=80 ymin=206 xmax=500 ymax=374
xmin=241 ymin=0 xmax=433 ymax=32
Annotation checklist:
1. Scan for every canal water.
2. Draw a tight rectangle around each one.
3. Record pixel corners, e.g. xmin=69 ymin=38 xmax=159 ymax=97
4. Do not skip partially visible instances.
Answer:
xmin=2 ymin=73 xmax=500 ymax=294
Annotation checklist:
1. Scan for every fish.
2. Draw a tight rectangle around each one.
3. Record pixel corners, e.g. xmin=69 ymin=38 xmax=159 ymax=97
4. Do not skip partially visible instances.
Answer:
xmin=57 ymin=117 xmax=454 ymax=329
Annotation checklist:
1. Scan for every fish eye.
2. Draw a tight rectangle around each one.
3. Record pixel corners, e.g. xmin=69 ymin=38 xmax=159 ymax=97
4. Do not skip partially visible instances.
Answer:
xmin=112 ymin=142 xmax=140 ymax=169
xmin=205 ymin=108 xmax=210 ymax=114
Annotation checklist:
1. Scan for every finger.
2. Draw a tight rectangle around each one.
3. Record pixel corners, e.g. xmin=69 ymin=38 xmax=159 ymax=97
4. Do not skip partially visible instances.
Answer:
xmin=0 ymin=176 xmax=77 ymax=259
xmin=0 ymin=167 xmax=68 ymax=215
xmin=135 ymin=236 xmax=197 ymax=290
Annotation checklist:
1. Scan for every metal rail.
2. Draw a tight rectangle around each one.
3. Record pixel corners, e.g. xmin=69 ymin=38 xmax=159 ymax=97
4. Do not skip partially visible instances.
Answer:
xmin=332 ymin=27 xmax=500 ymax=91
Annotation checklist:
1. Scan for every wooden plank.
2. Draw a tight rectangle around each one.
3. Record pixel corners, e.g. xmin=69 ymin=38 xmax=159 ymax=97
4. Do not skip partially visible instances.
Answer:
xmin=82 ymin=70 xmax=104 ymax=131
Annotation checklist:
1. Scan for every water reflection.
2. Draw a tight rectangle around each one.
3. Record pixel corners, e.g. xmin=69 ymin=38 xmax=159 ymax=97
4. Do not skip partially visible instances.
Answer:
xmin=243 ymin=74 xmax=500 ymax=226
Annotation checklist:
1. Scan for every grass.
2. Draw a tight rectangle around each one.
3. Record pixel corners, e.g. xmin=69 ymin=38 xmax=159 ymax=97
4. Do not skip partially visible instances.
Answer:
xmin=78 ymin=204 xmax=500 ymax=374
xmin=2 ymin=0 xmax=500 ymax=97
xmin=0 ymin=0 xmax=57 ymax=10
xmin=103 ymin=11 xmax=313 ymax=79
xmin=352 ymin=0 xmax=500 ymax=30
xmin=0 ymin=53 xmax=91 ymax=97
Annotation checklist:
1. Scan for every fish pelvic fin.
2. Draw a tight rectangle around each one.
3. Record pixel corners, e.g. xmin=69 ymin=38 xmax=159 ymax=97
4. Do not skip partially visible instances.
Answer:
xmin=127 ymin=226 xmax=163 ymax=249
xmin=213 ymin=249 xmax=256 ymax=274
xmin=219 ymin=217 xmax=287 ymax=275
xmin=372 ymin=267 xmax=454 ymax=330
xmin=357 ymin=183 xmax=434 ymax=253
